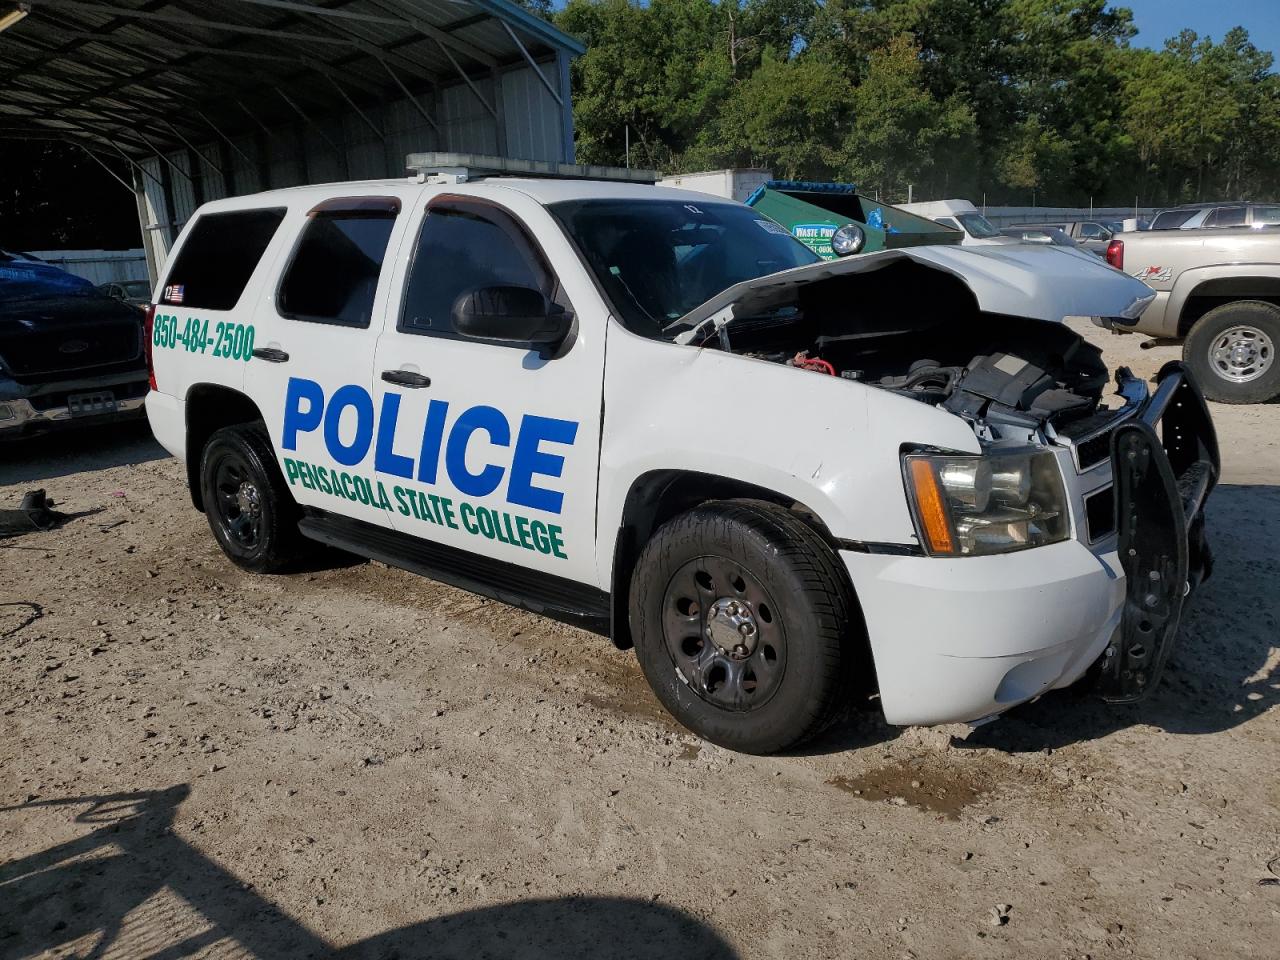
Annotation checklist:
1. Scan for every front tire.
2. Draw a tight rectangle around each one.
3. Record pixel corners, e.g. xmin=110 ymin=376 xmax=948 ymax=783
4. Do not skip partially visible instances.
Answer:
xmin=629 ymin=500 xmax=858 ymax=754
xmin=199 ymin=423 xmax=305 ymax=573
xmin=1183 ymin=300 xmax=1280 ymax=404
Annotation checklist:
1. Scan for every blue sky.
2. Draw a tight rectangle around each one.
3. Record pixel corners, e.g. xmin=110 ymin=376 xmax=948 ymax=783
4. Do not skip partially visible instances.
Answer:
xmin=1118 ymin=0 xmax=1280 ymax=57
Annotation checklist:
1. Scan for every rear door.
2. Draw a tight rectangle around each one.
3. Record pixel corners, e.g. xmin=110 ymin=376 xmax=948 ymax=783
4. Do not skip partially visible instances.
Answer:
xmin=370 ymin=191 xmax=605 ymax=588
xmin=243 ymin=195 xmax=411 ymax=529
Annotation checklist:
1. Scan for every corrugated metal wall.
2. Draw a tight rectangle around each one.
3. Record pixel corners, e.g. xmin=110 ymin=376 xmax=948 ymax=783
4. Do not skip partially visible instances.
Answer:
xmin=29 ymin=249 xmax=149 ymax=284
xmin=136 ymin=60 xmax=567 ymax=279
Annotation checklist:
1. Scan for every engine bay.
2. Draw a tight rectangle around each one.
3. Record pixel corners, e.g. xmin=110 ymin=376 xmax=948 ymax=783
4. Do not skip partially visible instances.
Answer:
xmin=708 ymin=258 xmax=1111 ymax=430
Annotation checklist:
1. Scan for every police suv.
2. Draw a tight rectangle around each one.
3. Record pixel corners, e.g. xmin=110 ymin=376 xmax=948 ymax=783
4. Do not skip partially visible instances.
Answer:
xmin=146 ymin=154 xmax=1218 ymax=754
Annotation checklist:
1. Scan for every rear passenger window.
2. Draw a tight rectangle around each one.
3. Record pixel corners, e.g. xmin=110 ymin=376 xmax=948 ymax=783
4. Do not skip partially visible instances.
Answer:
xmin=400 ymin=203 xmax=553 ymax=339
xmin=1207 ymin=206 xmax=1246 ymax=228
xmin=161 ymin=209 xmax=285 ymax=310
xmin=278 ymin=204 xmax=398 ymax=328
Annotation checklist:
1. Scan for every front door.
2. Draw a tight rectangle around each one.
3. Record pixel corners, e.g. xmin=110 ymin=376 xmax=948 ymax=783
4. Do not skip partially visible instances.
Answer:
xmin=371 ymin=193 xmax=605 ymax=588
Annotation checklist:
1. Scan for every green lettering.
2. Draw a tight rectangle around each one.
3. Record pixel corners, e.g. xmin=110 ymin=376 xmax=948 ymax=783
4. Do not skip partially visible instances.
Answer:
xmin=530 ymin=520 xmax=551 ymax=554
xmin=516 ymin=515 xmax=533 ymax=551
xmin=439 ymin=497 xmax=458 ymax=529
xmin=393 ymin=486 xmax=412 ymax=517
xmin=548 ymin=525 xmax=567 ymax=560
xmin=460 ymin=502 xmax=479 ymax=535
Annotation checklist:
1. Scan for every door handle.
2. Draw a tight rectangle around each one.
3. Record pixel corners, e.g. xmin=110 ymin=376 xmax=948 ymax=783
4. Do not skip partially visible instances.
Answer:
xmin=251 ymin=347 xmax=290 ymax=363
xmin=381 ymin=369 xmax=431 ymax=388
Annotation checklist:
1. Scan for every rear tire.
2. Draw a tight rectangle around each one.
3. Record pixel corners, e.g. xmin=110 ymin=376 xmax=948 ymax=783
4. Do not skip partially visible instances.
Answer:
xmin=629 ymin=500 xmax=858 ymax=754
xmin=1183 ymin=300 xmax=1280 ymax=403
xmin=199 ymin=423 xmax=305 ymax=573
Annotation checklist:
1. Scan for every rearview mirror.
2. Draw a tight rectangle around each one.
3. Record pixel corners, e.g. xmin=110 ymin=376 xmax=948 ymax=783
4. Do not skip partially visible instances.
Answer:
xmin=452 ymin=286 xmax=572 ymax=353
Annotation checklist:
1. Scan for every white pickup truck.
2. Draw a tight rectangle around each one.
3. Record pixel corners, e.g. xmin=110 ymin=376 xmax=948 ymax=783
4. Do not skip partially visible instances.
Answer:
xmin=1104 ymin=225 xmax=1280 ymax=403
xmin=144 ymin=156 xmax=1218 ymax=754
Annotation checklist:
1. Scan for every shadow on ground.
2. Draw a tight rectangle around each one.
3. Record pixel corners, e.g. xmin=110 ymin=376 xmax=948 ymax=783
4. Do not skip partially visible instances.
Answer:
xmin=0 ymin=786 xmax=737 ymax=960
xmin=0 ymin=420 xmax=165 ymax=487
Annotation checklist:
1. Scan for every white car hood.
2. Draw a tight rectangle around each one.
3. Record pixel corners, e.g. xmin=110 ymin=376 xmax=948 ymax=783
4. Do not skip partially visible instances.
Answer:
xmin=674 ymin=243 xmax=1155 ymax=338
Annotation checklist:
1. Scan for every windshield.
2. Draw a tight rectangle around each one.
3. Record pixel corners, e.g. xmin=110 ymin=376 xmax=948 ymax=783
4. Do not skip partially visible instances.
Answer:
xmin=549 ymin=199 xmax=820 ymax=338
xmin=955 ymin=212 xmax=1001 ymax=239
xmin=121 ymin=280 xmax=152 ymax=298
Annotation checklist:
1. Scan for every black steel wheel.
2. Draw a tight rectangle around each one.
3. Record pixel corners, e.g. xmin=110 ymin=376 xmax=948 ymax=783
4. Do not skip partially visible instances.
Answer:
xmin=630 ymin=500 xmax=859 ymax=754
xmin=212 ymin=451 xmax=264 ymax=550
xmin=199 ymin=423 xmax=304 ymax=573
xmin=660 ymin=555 xmax=787 ymax=713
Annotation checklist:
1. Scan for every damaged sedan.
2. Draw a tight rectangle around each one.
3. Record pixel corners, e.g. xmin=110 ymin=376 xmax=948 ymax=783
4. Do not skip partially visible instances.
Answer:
xmin=144 ymin=166 xmax=1218 ymax=754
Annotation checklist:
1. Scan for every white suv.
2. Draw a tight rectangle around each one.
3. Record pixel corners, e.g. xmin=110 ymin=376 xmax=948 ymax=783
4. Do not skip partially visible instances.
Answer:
xmin=145 ymin=159 xmax=1219 ymax=754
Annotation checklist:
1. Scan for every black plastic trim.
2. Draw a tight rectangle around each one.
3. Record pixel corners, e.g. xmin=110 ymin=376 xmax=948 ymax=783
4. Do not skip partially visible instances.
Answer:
xmin=297 ymin=509 xmax=610 ymax=635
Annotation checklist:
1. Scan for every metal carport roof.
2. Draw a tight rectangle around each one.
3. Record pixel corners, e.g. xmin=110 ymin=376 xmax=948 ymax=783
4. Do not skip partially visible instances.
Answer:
xmin=0 ymin=0 xmax=584 ymax=280
xmin=0 ymin=0 xmax=582 ymax=169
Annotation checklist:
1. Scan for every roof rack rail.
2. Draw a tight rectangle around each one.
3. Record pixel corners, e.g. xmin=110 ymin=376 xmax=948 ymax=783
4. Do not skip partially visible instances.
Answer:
xmin=405 ymin=152 xmax=658 ymax=185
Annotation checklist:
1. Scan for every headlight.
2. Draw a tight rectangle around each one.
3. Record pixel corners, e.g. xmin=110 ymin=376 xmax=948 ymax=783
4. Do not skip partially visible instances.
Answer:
xmin=903 ymin=447 xmax=1068 ymax=556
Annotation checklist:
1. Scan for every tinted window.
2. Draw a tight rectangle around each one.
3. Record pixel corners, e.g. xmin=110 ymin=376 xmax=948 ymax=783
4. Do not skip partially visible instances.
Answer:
xmin=1206 ymin=206 xmax=1246 ymax=228
xmin=162 ymin=209 xmax=285 ymax=310
xmin=1252 ymin=205 xmax=1280 ymax=226
xmin=401 ymin=205 xmax=551 ymax=338
xmin=279 ymin=212 xmax=396 ymax=327
xmin=549 ymin=199 xmax=818 ymax=338
xmin=1078 ymin=222 xmax=1110 ymax=239
xmin=1150 ymin=209 xmax=1196 ymax=230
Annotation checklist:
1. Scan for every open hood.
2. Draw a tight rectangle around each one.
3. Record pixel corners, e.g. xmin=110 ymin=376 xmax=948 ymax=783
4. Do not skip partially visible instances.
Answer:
xmin=672 ymin=243 xmax=1155 ymax=340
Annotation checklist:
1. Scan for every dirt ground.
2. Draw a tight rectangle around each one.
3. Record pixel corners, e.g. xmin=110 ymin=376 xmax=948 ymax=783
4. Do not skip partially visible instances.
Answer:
xmin=2 ymin=322 xmax=1278 ymax=960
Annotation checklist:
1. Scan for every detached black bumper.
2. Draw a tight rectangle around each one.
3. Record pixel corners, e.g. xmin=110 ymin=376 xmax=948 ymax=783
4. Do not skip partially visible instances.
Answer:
xmin=1096 ymin=361 xmax=1219 ymax=702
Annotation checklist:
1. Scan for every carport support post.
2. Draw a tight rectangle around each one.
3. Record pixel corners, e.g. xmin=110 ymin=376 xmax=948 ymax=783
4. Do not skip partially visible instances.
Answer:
xmin=557 ymin=49 xmax=573 ymax=163
xmin=490 ymin=66 xmax=507 ymax=155
xmin=132 ymin=166 xmax=162 ymax=288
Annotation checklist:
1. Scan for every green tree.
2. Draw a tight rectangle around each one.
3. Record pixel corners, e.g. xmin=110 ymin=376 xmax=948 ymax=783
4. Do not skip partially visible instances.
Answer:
xmin=693 ymin=52 xmax=850 ymax=177
xmin=842 ymin=36 xmax=978 ymax=199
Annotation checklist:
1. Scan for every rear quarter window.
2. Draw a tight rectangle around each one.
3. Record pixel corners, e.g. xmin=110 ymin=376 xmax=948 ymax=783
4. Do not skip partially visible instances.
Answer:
xmin=161 ymin=208 xmax=286 ymax=310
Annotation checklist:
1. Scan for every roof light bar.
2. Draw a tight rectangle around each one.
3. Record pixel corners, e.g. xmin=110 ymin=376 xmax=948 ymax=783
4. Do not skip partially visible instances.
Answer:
xmin=405 ymin=152 xmax=658 ymax=185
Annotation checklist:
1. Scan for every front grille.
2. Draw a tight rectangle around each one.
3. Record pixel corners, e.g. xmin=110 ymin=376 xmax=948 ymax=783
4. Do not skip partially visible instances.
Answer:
xmin=1075 ymin=429 xmax=1114 ymax=471
xmin=0 ymin=322 xmax=142 ymax=383
xmin=1085 ymin=487 xmax=1116 ymax=541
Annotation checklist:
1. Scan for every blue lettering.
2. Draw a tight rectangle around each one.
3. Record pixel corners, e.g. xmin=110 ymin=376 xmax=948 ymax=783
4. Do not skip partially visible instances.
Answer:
xmin=444 ymin=405 xmax=510 ymax=498
xmin=374 ymin=392 xmax=414 ymax=480
xmin=416 ymin=399 xmax=449 ymax=484
xmin=507 ymin=414 xmax=578 ymax=514
xmin=282 ymin=377 xmax=324 ymax=450
xmin=323 ymin=384 xmax=374 ymax=467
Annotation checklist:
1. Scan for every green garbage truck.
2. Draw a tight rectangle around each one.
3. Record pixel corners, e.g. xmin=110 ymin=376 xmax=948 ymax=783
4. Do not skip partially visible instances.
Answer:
xmin=744 ymin=180 xmax=962 ymax=258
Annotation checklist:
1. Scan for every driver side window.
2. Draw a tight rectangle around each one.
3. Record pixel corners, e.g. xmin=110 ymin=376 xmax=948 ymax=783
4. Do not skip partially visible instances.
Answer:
xmin=399 ymin=202 xmax=554 ymax=341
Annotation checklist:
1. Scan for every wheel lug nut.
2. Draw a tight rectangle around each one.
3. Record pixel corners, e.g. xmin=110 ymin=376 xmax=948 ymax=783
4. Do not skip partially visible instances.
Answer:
xmin=739 ymin=623 xmax=754 ymax=636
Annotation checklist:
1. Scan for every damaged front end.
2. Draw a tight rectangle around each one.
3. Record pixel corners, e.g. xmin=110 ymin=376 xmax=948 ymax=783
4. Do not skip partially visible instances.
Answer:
xmin=674 ymin=248 xmax=1218 ymax=702
xmin=1097 ymin=362 xmax=1218 ymax=700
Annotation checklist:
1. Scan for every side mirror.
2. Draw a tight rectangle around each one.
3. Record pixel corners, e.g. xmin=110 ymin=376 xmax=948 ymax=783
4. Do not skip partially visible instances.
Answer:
xmin=452 ymin=286 xmax=572 ymax=351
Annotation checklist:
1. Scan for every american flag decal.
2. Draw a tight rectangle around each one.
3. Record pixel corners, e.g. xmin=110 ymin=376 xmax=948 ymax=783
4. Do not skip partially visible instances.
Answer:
xmin=165 ymin=284 xmax=185 ymax=304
